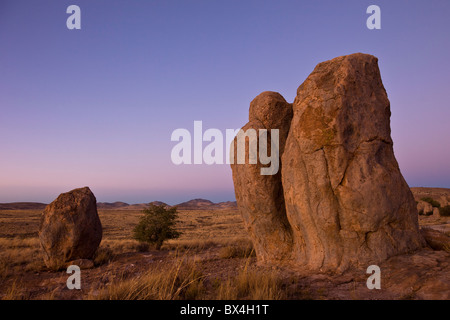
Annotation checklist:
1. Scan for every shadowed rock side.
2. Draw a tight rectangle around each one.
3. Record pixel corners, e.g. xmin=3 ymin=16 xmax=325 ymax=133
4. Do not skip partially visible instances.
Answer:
xmin=39 ymin=187 xmax=102 ymax=269
xmin=231 ymin=91 xmax=294 ymax=262
xmin=282 ymin=53 xmax=425 ymax=271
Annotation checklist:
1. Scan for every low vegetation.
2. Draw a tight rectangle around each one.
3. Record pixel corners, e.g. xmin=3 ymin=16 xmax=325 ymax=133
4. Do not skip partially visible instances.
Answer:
xmin=90 ymin=255 xmax=205 ymax=300
xmin=90 ymin=253 xmax=289 ymax=300
xmin=218 ymin=241 xmax=255 ymax=259
xmin=133 ymin=204 xmax=181 ymax=250
xmin=216 ymin=263 xmax=285 ymax=300
xmin=418 ymin=209 xmax=433 ymax=216
xmin=439 ymin=205 xmax=450 ymax=217
xmin=421 ymin=197 xmax=441 ymax=208
xmin=0 ymin=238 xmax=43 ymax=280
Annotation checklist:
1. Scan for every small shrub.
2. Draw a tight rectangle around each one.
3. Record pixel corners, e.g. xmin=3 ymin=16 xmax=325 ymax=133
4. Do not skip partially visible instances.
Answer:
xmin=133 ymin=204 xmax=181 ymax=250
xmin=439 ymin=205 xmax=450 ymax=217
xmin=421 ymin=197 xmax=441 ymax=208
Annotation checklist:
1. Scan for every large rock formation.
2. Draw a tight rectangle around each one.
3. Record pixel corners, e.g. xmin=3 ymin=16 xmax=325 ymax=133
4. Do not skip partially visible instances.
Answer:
xmin=231 ymin=91 xmax=294 ymax=262
xmin=282 ymin=53 xmax=424 ymax=271
xmin=39 ymin=187 xmax=102 ymax=269
xmin=231 ymin=53 xmax=425 ymax=271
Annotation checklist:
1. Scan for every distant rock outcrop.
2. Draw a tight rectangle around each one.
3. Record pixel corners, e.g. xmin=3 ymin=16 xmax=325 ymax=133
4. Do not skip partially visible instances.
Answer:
xmin=231 ymin=53 xmax=426 ymax=271
xmin=39 ymin=187 xmax=102 ymax=269
xmin=411 ymin=187 xmax=450 ymax=208
xmin=417 ymin=200 xmax=434 ymax=215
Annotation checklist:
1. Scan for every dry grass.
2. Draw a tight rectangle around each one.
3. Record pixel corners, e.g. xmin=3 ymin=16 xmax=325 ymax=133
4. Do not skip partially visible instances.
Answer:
xmin=218 ymin=240 xmax=255 ymax=259
xmin=0 ymin=238 xmax=44 ymax=279
xmin=89 ymin=251 xmax=287 ymax=300
xmin=2 ymin=280 xmax=22 ymax=300
xmin=217 ymin=260 xmax=285 ymax=300
xmin=90 ymin=255 xmax=205 ymax=300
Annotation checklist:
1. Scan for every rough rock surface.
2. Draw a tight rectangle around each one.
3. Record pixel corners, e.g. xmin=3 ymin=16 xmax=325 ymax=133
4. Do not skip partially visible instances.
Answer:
xmin=282 ymin=53 xmax=425 ymax=271
xmin=417 ymin=200 xmax=433 ymax=215
xmin=39 ymin=187 xmax=102 ymax=269
xmin=232 ymin=53 xmax=425 ymax=271
xmin=231 ymin=91 xmax=294 ymax=262
xmin=420 ymin=228 xmax=450 ymax=251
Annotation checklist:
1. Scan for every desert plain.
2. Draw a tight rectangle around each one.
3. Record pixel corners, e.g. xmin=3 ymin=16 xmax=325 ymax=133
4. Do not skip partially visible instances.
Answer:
xmin=0 ymin=187 xmax=448 ymax=300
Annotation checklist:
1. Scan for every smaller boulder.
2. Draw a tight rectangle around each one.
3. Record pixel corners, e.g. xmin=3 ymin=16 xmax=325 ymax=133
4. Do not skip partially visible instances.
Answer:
xmin=39 ymin=187 xmax=102 ymax=269
xmin=433 ymin=207 xmax=440 ymax=217
xmin=417 ymin=200 xmax=433 ymax=215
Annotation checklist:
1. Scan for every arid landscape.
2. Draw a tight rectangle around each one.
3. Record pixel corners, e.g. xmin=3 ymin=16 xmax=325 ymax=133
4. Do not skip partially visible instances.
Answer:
xmin=2 ymin=1 xmax=450 ymax=309
xmin=0 ymin=187 xmax=448 ymax=300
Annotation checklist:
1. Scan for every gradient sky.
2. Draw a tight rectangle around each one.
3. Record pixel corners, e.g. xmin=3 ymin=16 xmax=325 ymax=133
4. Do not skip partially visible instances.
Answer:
xmin=1 ymin=0 xmax=449 ymax=204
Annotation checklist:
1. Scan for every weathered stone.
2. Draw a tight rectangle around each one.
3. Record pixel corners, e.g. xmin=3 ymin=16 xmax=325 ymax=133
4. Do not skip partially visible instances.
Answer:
xmin=231 ymin=91 xmax=294 ymax=262
xmin=421 ymin=228 xmax=450 ymax=251
xmin=281 ymin=53 xmax=425 ymax=271
xmin=417 ymin=200 xmax=433 ymax=215
xmin=232 ymin=53 xmax=426 ymax=272
xmin=433 ymin=207 xmax=440 ymax=217
xmin=39 ymin=187 xmax=102 ymax=269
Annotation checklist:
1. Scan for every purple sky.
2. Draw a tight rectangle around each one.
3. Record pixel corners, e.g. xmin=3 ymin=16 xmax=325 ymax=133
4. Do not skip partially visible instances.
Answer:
xmin=1 ymin=0 xmax=449 ymax=204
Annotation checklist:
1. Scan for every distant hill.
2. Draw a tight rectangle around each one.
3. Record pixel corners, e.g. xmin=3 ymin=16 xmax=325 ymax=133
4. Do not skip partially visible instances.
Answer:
xmin=97 ymin=201 xmax=130 ymax=209
xmin=173 ymin=199 xmax=238 ymax=210
xmin=126 ymin=201 xmax=170 ymax=210
xmin=175 ymin=199 xmax=215 ymax=209
xmin=98 ymin=199 xmax=237 ymax=210
xmin=3 ymin=187 xmax=450 ymax=211
xmin=0 ymin=198 xmax=237 ymax=211
xmin=0 ymin=202 xmax=47 ymax=210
